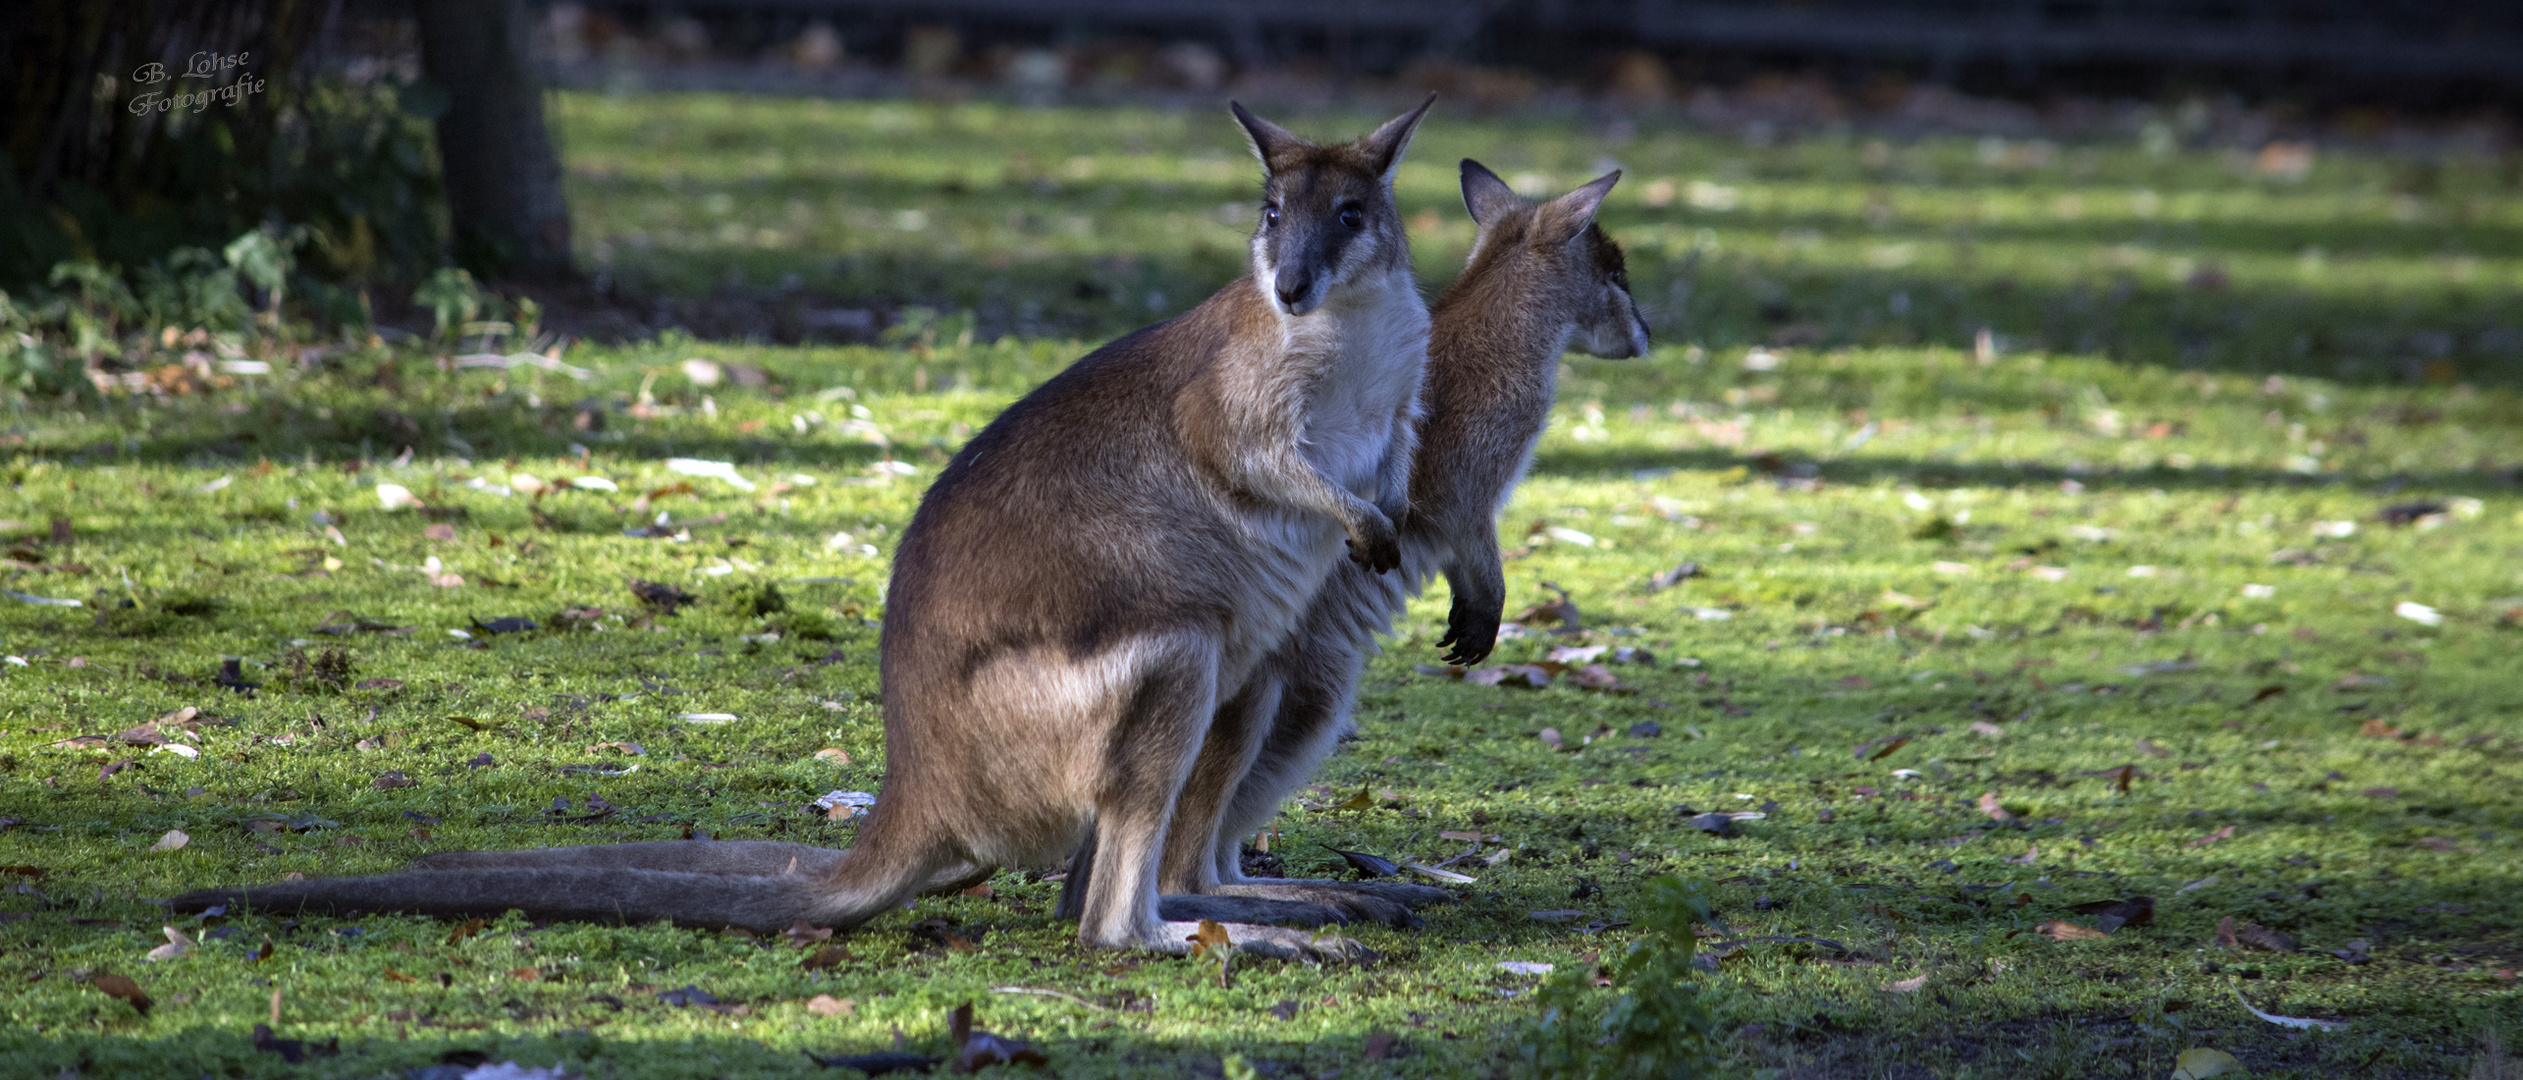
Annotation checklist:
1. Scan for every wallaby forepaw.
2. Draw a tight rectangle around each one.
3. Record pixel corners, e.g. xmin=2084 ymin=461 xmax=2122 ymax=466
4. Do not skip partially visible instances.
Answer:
xmin=1438 ymin=618 xmax=1498 ymax=666
xmin=1347 ymin=530 xmax=1402 ymax=574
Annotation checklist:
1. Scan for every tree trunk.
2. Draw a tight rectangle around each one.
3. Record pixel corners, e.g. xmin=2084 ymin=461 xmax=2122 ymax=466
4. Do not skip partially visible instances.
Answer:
xmin=413 ymin=0 xmax=571 ymax=280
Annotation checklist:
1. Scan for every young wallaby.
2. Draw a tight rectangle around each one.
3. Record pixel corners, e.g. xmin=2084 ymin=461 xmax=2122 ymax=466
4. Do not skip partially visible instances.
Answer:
xmin=1144 ymin=161 xmax=1650 ymax=925
xmin=172 ymin=98 xmax=1440 ymax=961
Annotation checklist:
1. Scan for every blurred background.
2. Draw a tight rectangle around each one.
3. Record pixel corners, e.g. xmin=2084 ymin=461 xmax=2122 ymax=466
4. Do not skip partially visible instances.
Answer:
xmin=3 ymin=0 xmax=2517 ymax=391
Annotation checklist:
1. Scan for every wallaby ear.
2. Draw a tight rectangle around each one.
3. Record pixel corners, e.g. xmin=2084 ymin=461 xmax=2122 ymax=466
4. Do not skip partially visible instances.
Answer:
xmin=1230 ymin=101 xmax=1309 ymax=167
xmin=1544 ymin=170 xmax=1622 ymax=243
xmin=1359 ymin=93 xmax=1437 ymax=179
xmin=1460 ymin=159 xmax=1526 ymax=227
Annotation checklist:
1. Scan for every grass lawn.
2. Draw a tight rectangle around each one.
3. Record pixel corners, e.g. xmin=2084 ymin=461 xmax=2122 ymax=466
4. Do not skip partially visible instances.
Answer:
xmin=0 ymin=93 xmax=2518 ymax=1078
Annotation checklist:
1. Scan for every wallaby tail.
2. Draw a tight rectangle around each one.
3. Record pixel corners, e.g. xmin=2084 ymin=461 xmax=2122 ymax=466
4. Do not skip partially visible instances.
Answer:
xmin=170 ymin=816 xmax=949 ymax=932
xmin=169 ymin=866 xmax=829 ymax=931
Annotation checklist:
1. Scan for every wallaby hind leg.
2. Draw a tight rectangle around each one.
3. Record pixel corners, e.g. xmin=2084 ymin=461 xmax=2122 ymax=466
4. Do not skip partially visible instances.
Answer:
xmin=1199 ymin=639 xmax=1453 ymax=923
xmin=1067 ymin=636 xmax=1364 ymax=960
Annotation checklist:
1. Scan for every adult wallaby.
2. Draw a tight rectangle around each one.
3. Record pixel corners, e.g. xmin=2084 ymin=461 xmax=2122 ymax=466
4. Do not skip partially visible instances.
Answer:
xmin=1136 ymin=161 xmax=1650 ymax=927
xmin=173 ymin=98 xmax=1439 ymax=961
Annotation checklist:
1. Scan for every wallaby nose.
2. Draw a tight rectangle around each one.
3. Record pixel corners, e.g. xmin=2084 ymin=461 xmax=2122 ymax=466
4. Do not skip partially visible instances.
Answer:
xmin=1274 ymin=272 xmax=1316 ymax=314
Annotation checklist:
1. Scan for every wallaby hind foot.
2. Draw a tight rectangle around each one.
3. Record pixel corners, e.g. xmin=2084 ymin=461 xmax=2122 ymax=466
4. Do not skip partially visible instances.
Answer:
xmin=1156 ymin=894 xmax=1351 ymax=928
xmin=1208 ymin=879 xmax=1454 ymax=928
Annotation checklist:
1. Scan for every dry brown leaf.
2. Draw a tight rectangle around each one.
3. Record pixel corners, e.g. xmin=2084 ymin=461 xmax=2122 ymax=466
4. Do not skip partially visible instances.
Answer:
xmin=446 ymin=917 xmax=488 ymax=946
xmin=2037 ymin=919 xmax=2109 ymax=941
xmin=812 ymin=747 xmax=850 ymax=764
xmin=1881 ymin=974 xmax=1929 ymax=992
xmin=382 ymin=969 xmax=418 ymax=983
xmin=1317 ymin=785 xmax=1376 ymax=812
xmin=805 ymin=994 xmax=854 ymax=1017
xmin=1187 ymin=919 xmax=1233 ymax=961
xmin=802 ymin=943 xmax=851 ymax=970
xmin=2189 ymin=825 xmax=2237 ymax=847
xmin=92 ymin=971 xmax=152 ymax=1014
xmin=150 ymin=829 xmax=189 ymax=852
xmin=1975 ymin=792 xmax=2015 ymax=822
xmin=948 ymin=1001 xmax=1048 ymax=1073
xmin=2358 ymin=719 xmax=2403 ymax=738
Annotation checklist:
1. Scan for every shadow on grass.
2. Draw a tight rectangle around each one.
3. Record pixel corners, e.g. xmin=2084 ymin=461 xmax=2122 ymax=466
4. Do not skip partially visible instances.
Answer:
xmin=1530 ymin=444 xmax=2519 ymax=495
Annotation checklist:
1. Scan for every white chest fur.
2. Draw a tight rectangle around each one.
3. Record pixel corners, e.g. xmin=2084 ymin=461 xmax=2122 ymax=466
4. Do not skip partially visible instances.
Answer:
xmin=1282 ymin=271 xmax=1429 ymax=496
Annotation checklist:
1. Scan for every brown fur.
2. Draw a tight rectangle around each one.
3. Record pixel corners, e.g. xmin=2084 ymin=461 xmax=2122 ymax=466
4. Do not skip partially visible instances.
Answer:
xmin=170 ymin=100 xmax=1439 ymax=961
xmin=1144 ymin=162 xmax=1649 ymax=925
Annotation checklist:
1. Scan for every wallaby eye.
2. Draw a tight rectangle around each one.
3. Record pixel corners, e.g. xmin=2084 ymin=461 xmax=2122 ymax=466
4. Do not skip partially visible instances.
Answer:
xmin=1338 ymin=207 xmax=1365 ymax=230
xmin=1262 ymin=204 xmax=1280 ymax=228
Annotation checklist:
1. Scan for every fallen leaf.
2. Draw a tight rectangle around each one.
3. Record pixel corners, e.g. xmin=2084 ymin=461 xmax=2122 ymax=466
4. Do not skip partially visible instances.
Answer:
xmin=2229 ymin=985 xmax=2343 ymax=1030
xmin=2359 ymin=719 xmax=2403 ymax=738
xmin=446 ymin=917 xmax=488 ymax=945
xmin=805 ymin=994 xmax=854 ymax=1017
xmin=2170 ymin=1047 xmax=2248 ymax=1078
xmin=146 ymin=925 xmax=195 ymax=962
xmin=422 ymin=523 xmax=457 ymax=541
xmin=784 ymin=922 xmax=834 ymax=948
xmin=801 ymin=944 xmax=851 ymax=971
xmin=630 ymin=578 xmax=697 ymax=614
xmin=2037 ymin=920 xmax=2108 ymax=941
xmin=2216 ymin=916 xmax=2297 ymax=953
xmin=251 ymin=1023 xmax=338 ymax=1063
xmin=812 ymin=747 xmax=850 ymax=764
xmin=2078 ymin=896 xmax=2156 ymax=934
xmin=372 ymin=770 xmax=415 ymax=790
xmin=150 ymin=829 xmax=189 ymax=852
xmin=1187 ymin=920 xmax=1233 ymax=961
xmin=1536 ymin=727 xmax=1566 ymax=751
xmin=1405 ymin=862 xmax=1476 ymax=884
xmin=1858 ymin=735 xmax=1911 ymax=761
xmin=1317 ymin=786 xmax=1376 ymax=812
xmin=948 ymin=1001 xmax=1048 ymax=1073
xmin=1496 ymin=961 xmax=1555 ymax=975
xmin=382 ymin=969 xmax=417 ymax=983
xmin=2330 ymin=938 xmax=2370 ymax=965
xmin=1881 ymin=974 xmax=1929 ymax=993
xmin=93 ymin=971 xmax=153 ymax=1014
xmin=1968 ymin=720 xmax=2006 ymax=738
xmin=1976 ymin=792 xmax=2015 ymax=822
xmin=656 ymin=985 xmax=720 ymax=1008
xmin=2008 ymin=844 xmax=2040 ymax=865
xmin=1322 ymin=845 xmax=1400 ymax=878
xmin=590 ymin=741 xmax=645 ymax=755
xmin=2190 ymin=825 xmax=2237 ymax=847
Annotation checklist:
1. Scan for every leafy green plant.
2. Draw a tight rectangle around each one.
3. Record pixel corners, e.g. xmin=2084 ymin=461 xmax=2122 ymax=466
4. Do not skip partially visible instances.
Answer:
xmin=415 ymin=266 xmax=489 ymax=341
xmin=1522 ymin=874 xmax=1726 ymax=1079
